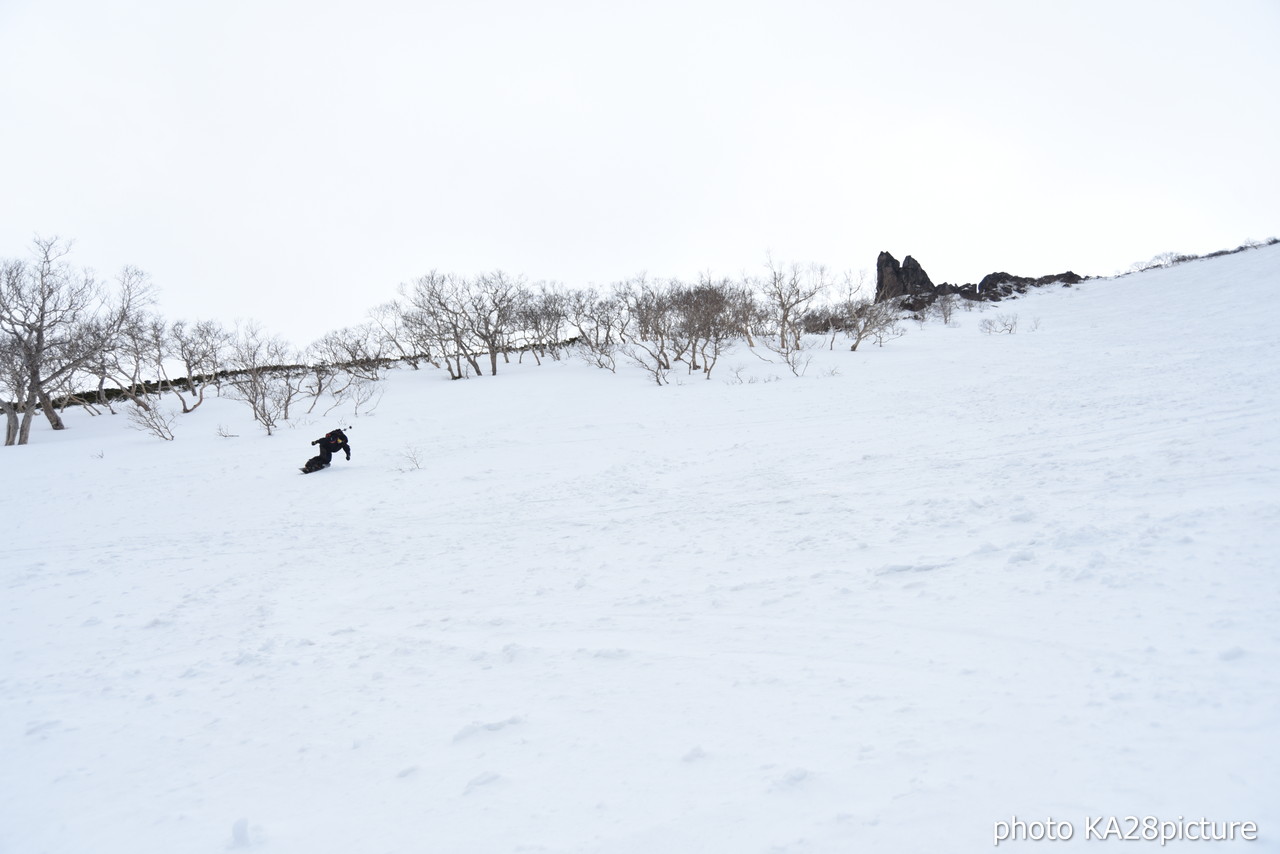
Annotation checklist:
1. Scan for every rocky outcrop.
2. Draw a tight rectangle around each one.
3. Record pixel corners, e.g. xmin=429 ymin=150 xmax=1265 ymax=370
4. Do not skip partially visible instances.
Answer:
xmin=875 ymin=251 xmax=1084 ymax=307
xmin=958 ymin=270 xmax=1086 ymax=302
xmin=875 ymin=252 xmax=936 ymax=305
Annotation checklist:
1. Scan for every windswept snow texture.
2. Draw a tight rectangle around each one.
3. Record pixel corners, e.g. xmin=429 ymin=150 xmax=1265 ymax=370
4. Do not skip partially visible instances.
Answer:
xmin=3 ymin=247 xmax=1280 ymax=853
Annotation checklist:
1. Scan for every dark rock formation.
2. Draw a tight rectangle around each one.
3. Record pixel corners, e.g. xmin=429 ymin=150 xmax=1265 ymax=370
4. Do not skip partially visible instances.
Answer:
xmin=875 ymin=252 xmax=936 ymax=307
xmin=969 ymin=270 xmax=1084 ymax=301
xmin=874 ymin=252 xmax=902 ymax=302
xmin=875 ymin=251 xmax=1084 ymax=307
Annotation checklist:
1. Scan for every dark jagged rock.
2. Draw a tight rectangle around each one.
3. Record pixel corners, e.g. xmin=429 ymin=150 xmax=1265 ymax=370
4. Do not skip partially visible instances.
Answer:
xmin=875 ymin=252 xmax=936 ymax=308
xmin=875 ymin=250 xmax=1084 ymax=306
xmin=875 ymin=251 xmax=904 ymax=303
xmin=900 ymin=256 xmax=935 ymax=296
xmin=965 ymin=270 xmax=1084 ymax=301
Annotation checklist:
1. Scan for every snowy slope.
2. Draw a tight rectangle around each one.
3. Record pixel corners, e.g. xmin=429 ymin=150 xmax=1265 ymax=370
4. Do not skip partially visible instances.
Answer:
xmin=3 ymin=246 xmax=1279 ymax=853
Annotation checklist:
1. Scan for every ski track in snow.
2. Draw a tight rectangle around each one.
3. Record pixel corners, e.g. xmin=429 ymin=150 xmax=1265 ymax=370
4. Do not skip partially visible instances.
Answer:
xmin=2 ymin=247 xmax=1279 ymax=852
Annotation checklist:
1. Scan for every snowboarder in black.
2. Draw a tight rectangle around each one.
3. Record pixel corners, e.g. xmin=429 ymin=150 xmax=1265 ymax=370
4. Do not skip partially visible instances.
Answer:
xmin=301 ymin=428 xmax=351 ymax=473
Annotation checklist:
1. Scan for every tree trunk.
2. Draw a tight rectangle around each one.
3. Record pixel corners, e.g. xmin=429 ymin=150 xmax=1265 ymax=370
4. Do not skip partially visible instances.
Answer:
xmin=37 ymin=384 xmax=66 ymax=430
xmin=2 ymin=401 xmax=16 ymax=446
xmin=18 ymin=395 xmax=37 ymax=444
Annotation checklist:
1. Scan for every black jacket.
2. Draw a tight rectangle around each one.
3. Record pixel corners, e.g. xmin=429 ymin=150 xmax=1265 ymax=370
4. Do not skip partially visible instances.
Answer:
xmin=312 ymin=430 xmax=351 ymax=460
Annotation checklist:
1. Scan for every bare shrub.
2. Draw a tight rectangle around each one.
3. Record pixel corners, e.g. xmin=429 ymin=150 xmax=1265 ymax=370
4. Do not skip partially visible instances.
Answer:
xmin=762 ymin=335 xmax=814 ymax=376
xmin=979 ymin=313 xmax=1019 ymax=335
xmin=723 ymin=364 xmax=748 ymax=385
xmin=934 ymin=293 xmax=958 ymax=325
xmin=819 ymin=291 xmax=905 ymax=352
xmin=399 ymin=445 xmax=426 ymax=472
xmin=1128 ymin=251 xmax=1197 ymax=274
xmin=341 ymin=377 xmax=383 ymax=416
xmin=622 ymin=338 xmax=671 ymax=385
xmin=871 ymin=318 xmax=906 ymax=347
xmin=126 ymin=399 xmax=177 ymax=440
xmin=576 ymin=339 xmax=617 ymax=373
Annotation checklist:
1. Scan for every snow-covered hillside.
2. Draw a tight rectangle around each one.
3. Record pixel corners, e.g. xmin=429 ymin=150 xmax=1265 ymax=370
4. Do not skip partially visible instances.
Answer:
xmin=4 ymin=247 xmax=1279 ymax=853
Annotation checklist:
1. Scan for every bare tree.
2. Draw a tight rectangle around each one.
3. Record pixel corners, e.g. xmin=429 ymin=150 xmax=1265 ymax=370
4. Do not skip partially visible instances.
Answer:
xmin=224 ymin=323 xmax=304 ymax=434
xmin=726 ymin=282 xmax=764 ymax=348
xmin=760 ymin=259 xmax=828 ymax=350
xmin=83 ymin=310 xmax=166 ymax=412
xmin=167 ymin=319 xmax=232 ymax=412
xmin=514 ymin=286 xmax=568 ymax=365
xmin=844 ymin=296 xmax=905 ymax=352
xmin=308 ymin=324 xmax=389 ymax=380
xmin=810 ymin=269 xmax=875 ymax=351
xmin=304 ymin=324 xmax=390 ymax=414
xmin=368 ymin=301 xmax=425 ymax=368
xmin=567 ymin=287 xmax=625 ymax=373
xmin=671 ymin=277 xmax=737 ymax=378
xmin=399 ymin=272 xmax=482 ymax=380
xmin=0 ymin=329 xmax=33 ymax=445
xmin=300 ymin=361 xmax=339 ymax=413
xmin=620 ymin=277 xmax=677 ymax=385
xmin=933 ymin=292 xmax=958 ymax=325
xmin=465 ymin=271 xmax=522 ymax=375
xmin=0 ymin=238 xmax=150 ymax=444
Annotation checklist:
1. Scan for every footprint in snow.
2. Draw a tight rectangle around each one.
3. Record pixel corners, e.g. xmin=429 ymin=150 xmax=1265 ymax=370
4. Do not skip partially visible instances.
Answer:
xmin=877 ymin=563 xmax=946 ymax=575
xmin=452 ymin=716 xmax=523 ymax=743
xmin=464 ymin=771 xmax=501 ymax=795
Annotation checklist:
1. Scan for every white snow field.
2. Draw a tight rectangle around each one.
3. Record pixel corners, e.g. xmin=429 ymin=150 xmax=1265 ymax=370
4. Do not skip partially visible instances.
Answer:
xmin=3 ymin=246 xmax=1279 ymax=854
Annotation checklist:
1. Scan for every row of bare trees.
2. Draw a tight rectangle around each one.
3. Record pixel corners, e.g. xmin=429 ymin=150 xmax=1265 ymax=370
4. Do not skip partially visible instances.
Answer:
xmin=78 ymin=316 xmax=389 ymax=440
xmin=375 ymin=262 xmax=905 ymax=386
xmin=386 ymin=270 xmax=566 ymax=380
xmin=89 ymin=318 xmax=390 ymax=439
xmin=0 ymin=238 xmax=398 ymax=444
xmin=2 ymin=238 xmax=911 ymax=444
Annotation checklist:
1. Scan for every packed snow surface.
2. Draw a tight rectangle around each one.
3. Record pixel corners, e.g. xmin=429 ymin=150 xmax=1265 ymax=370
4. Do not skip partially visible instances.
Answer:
xmin=3 ymin=247 xmax=1279 ymax=853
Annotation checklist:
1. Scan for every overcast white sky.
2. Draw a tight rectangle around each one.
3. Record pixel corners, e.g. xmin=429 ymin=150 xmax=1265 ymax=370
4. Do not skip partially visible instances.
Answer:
xmin=2 ymin=0 xmax=1277 ymax=346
